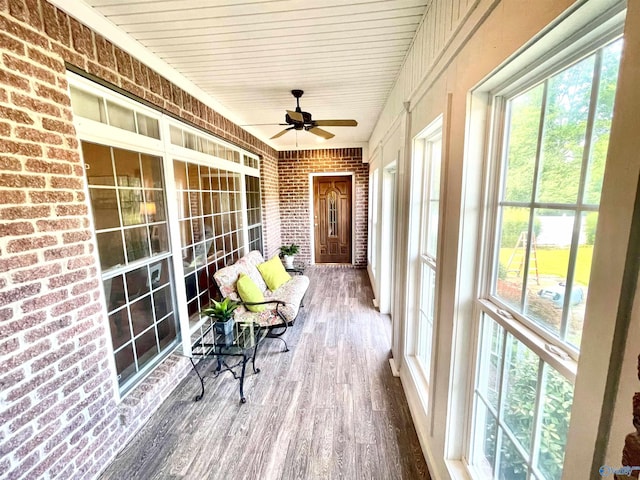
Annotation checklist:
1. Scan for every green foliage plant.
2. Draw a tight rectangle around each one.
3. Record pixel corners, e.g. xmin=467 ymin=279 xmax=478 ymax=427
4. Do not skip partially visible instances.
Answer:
xmin=280 ymin=243 xmax=300 ymax=256
xmin=201 ymin=297 xmax=238 ymax=322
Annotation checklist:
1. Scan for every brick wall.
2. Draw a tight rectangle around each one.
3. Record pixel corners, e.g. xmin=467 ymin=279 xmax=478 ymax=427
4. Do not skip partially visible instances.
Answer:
xmin=278 ymin=148 xmax=368 ymax=267
xmin=0 ymin=1 xmax=281 ymax=479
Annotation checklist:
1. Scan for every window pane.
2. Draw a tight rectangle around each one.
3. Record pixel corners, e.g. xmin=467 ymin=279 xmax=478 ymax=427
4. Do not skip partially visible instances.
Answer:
xmin=105 ymin=275 xmax=125 ymax=312
xmin=107 ymin=101 xmax=136 ymax=133
xmin=69 ymin=86 xmax=106 ymax=123
xmin=473 ymin=400 xmax=497 ymax=478
xmin=526 ymin=210 xmax=574 ymax=336
xmin=426 ymin=139 xmax=441 ymax=258
xmin=108 ymin=308 xmax=129 ymax=350
xmin=495 ymin=206 xmax=530 ymax=309
xmin=503 ymin=84 xmax=544 ymax=202
xmin=96 ymin=231 xmax=124 ymax=271
xmin=136 ymin=113 xmax=160 ymax=139
xmin=119 ymin=189 xmax=144 ymax=226
xmin=158 ymin=315 xmax=178 ymax=350
xmin=83 ymin=143 xmax=114 ymax=186
xmin=498 ymin=432 xmax=528 ymax=480
xmin=476 ymin=315 xmax=504 ymax=411
xmin=126 ymin=265 xmax=150 ymax=302
xmin=537 ymin=56 xmax=595 ymax=204
xmin=567 ymin=211 xmax=595 ymax=348
xmin=503 ymin=335 xmax=539 ymax=452
xmin=114 ymin=149 xmax=142 ymax=187
xmin=130 ymin=295 xmax=153 ymax=336
xmin=124 ymin=226 xmax=150 ymax=263
xmin=536 ymin=365 xmax=573 ymax=480
xmin=114 ymin=343 xmax=136 ymax=384
xmin=89 ymin=189 xmax=120 ymax=230
xmin=135 ymin=327 xmax=159 ymax=370
xmin=141 ymin=154 xmax=163 ymax=189
xmin=584 ymin=39 xmax=622 ymax=205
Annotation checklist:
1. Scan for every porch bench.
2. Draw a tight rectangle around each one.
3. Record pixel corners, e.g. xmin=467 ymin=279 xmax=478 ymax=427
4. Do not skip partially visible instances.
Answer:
xmin=212 ymin=251 xmax=309 ymax=350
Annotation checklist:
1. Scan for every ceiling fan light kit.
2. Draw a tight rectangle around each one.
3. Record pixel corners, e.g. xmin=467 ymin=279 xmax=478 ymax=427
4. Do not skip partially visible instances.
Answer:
xmin=269 ymin=90 xmax=358 ymax=140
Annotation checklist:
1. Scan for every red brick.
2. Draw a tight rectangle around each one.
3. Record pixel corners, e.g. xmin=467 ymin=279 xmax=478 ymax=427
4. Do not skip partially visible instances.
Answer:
xmin=0 ymin=139 xmax=43 ymax=157
xmin=48 ymin=270 xmax=87 ymax=290
xmin=71 ymin=278 xmax=99 ymax=296
xmin=55 ymin=205 xmax=87 ymax=217
xmin=28 ymin=48 xmax=65 ymax=75
xmin=8 ymin=0 xmax=43 ymax=31
xmin=0 ymin=337 xmax=20 ymax=356
xmin=0 ymin=425 xmax=33 ymax=457
xmin=0 ymin=368 xmax=26 ymax=393
xmin=113 ymin=46 xmax=133 ymax=78
xmin=0 ymin=221 xmax=34 ymax=237
xmin=15 ymin=126 xmax=63 ymax=145
xmin=0 ymin=339 xmax=51 ymax=378
xmin=3 ymin=53 xmax=56 ymax=85
xmin=0 ymin=253 xmax=37 ymax=273
xmin=25 ymin=158 xmax=72 ymax=175
xmin=7 ymin=235 xmax=57 ymax=253
xmin=43 ymin=244 xmax=84 ymax=261
xmin=51 ymin=293 xmax=90 ymax=317
xmin=49 ymin=176 xmax=83 ymax=190
xmin=5 ymin=451 xmax=40 ymax=480
xmin=6 ymin=367 xmax=56 ymax=402
xmin=36 ymin=218 xmax=81 ymax=232
xmin=56 ymin=317 xmax=94 ymax=345
xmin=62 ymin=229 xmax=91 ymax=244
xmin=29 ymin=190 xmax=74 ymax=203
xmin=28 ymin=442 xmax=68 ymax=479
xmin=30 ymin=340 xmax=73 ymax=371
xmin=0 ymin=282 xmax=40 ymax=307
xmin=21 ymin=289 xmax=67 ymax=313
xmin=11 ymin=262 xmax=61 ymax=283
xmin=0 ymin=189 xmax=27 ymax=205
xmin=0 ymin=67 xmax=31 ymax=91
xmin=42 ymin=117 xmax=75 ymax=135
xmin=0 ymin=31 xmax=25 ymax=55
xmin=41 ymin=1 xmax=70 ymax=47
xmin=0 ymin=205 xmax=50 ymax=220
xmin=45 ymin=146 xmax=81 ymax=163
xmin=11 ymin=92 xmax=60 ymax=117
xmin=67 ymin=255 xmax=94 ymax=270
xmin=8 ymin=393 xmax=57 ymax=434
xmin=0 ymin=105 xmax=33 ymax=124
xmin=69 ymin=17 xmax=94 ymax=59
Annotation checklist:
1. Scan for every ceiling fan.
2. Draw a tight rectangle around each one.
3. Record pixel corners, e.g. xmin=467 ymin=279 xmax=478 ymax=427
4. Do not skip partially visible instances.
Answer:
xmin=270 ymin=90 xmax=358 ymax=140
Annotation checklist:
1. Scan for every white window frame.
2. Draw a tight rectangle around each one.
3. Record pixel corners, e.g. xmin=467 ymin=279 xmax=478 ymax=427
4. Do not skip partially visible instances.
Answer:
xmin=465 ymin=16 xmax=625 ymax=479
xmin=69 ymin=72 xmax=263 ymax=398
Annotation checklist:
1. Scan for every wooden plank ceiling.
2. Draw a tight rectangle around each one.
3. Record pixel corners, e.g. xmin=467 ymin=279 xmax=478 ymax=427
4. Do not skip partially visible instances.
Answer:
xmin=81 ymin=0 xmax=430 ymax=150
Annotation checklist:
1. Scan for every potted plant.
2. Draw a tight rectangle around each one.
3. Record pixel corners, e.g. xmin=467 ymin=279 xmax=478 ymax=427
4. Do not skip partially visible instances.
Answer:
xmin=280 ymin=243 xmax=299 ymax=269
xmin=201 ymin=297 xmax=238 ymax=336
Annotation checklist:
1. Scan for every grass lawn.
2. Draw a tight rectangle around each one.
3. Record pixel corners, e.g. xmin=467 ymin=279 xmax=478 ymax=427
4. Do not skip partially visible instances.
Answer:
xmin=499 ymin=245 xmax=594 ymax=285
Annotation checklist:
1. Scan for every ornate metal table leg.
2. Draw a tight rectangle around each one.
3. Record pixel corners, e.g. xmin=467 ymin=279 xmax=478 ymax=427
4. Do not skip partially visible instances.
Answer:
xmin=239 ymin=353 xmax=248 ymax=404
xmin=252 ymin=342 xmax=261 ymax=374
xmin=190 ymin=357 xmax=205 ymax=401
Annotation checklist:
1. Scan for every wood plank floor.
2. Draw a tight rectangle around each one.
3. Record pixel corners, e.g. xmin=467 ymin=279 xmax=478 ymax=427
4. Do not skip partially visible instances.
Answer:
xmin=99 ymin=266 xmax=431 ymax=480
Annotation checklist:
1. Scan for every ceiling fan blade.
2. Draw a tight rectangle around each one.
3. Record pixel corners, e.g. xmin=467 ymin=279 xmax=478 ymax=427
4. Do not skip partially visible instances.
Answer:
xmin=270 ymin=127 xmax=294 ymax=139
xmin=286 ymin=110 xmax=304 ymax=122
xmin=308 ymin=127 xmax=335 ymax=140
xmin=313 ymin=119 xmax=358 ymax=127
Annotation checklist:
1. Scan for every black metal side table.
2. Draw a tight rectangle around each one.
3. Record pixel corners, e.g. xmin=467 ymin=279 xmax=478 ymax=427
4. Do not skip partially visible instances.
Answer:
xmin=285 ymin=264 xmax=305 ymax=275
xmin=189 ymin=320 xmax=267 ymax=403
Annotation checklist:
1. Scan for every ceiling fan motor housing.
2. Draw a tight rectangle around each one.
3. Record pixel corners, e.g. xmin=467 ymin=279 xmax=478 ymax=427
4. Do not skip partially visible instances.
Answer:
xmin=285 ymin=111 xmax=312 ymax=127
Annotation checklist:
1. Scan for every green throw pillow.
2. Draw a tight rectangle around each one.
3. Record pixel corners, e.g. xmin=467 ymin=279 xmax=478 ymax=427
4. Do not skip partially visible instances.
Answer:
xmin=236 ymin=273 xmax=265 ymax=312
xmin=257 ymin=256 xmax=291 ymax=291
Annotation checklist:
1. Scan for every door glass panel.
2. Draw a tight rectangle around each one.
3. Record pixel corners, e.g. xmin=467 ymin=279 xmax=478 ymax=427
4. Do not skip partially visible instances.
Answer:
xmin=328 ymin=190 xmax=337 ymax=237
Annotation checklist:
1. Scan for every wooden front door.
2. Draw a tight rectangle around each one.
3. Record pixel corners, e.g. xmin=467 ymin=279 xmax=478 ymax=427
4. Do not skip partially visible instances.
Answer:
xmin=313 ymin=176 xmax=352 ymax=264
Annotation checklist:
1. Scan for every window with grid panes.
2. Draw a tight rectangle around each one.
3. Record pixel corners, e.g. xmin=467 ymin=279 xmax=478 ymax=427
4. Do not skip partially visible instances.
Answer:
xmin=81 ymin=142 xmax=178 ymax=394
xmin=174 ymin=160 xmax=245 ymax=327
xmin=469 ymin=37 xmax=622 ymax=480
xmin=415 ymin=126 xmax=442 ymax=383
xmin=70 ymin=73 xmax=263 ymax=395
xmin=245 ymin=175 xmax=263 ymax=253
